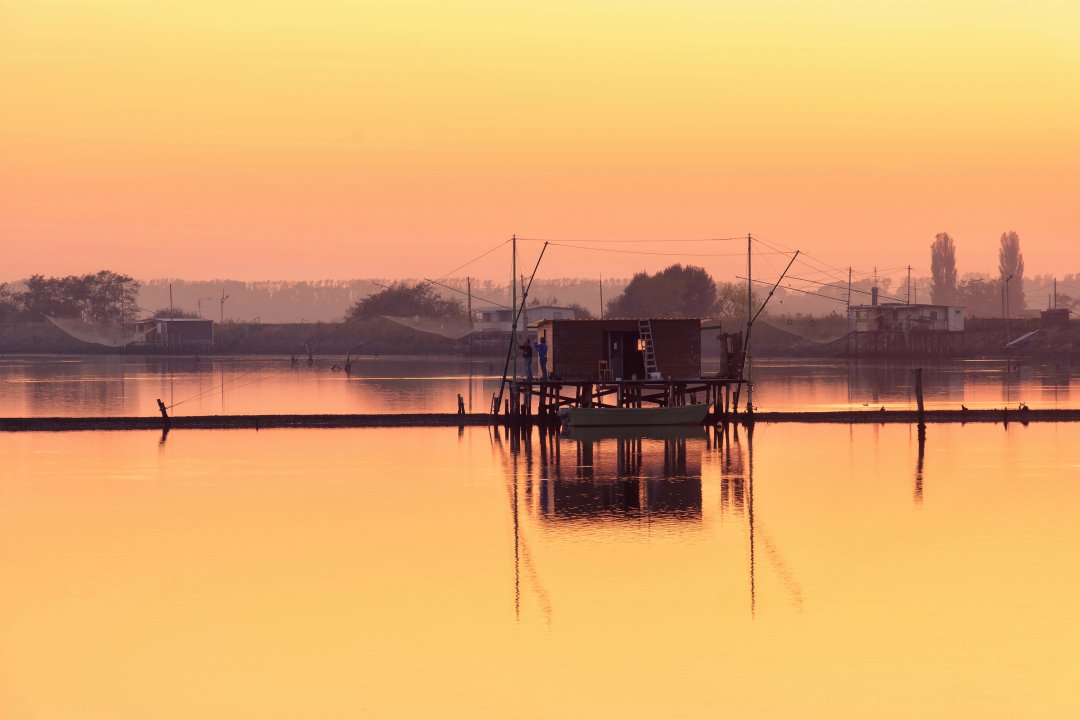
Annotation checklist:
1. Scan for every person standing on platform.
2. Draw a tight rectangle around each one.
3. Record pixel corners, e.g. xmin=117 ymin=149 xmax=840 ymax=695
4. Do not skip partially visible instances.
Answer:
xmin=519 ymin=338 xmax=534 ymax=380
xmin=536 ymin=335 xmax=549 ymax=381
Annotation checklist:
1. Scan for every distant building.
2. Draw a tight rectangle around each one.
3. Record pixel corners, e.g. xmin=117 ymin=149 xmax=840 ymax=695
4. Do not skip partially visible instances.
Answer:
xmin=845 ymin=303 xmax=964 ymax=356
xmin=1040 ymin=308 xmax=1070 ymax=329
xmin=532 ymin=318 xmax=701 ymax=380
xmin=133 ymin=318 xmax=214 ymax=349
xmin=472 ymin=305 xmax=579 ymax=333
xmin=847 ymin=303 xmax=965 ymax=333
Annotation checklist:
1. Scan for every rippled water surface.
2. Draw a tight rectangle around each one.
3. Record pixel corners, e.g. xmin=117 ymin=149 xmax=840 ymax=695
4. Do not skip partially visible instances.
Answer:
xmin=0 ymin=355 xmax=1078 ymax=416
xmin=2 ymin=423 xmax=1078 ymax=718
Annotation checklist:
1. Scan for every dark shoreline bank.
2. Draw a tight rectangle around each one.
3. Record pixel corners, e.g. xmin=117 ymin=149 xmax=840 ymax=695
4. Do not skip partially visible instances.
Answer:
xmin=4 ymin=408 xmax=1078 ymax=432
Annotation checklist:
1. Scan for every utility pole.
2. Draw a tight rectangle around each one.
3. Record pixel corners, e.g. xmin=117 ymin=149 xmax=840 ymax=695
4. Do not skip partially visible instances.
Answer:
xmin=847 ymin=267 xmax=852 ymax=307
xmin=599 ymin=272 xmax=604 ymax=320
xmin=169 ymin=283 xmax=174 ymax=316
xmin=907 ymin=265 xmax=912 ymax=304
xmin=220 ymin=289 xmax=229 ymax=324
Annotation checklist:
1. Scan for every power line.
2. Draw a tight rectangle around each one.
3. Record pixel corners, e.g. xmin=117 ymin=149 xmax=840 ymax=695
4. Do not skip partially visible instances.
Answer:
xmin=516 ymin=239 xmax=751 ymax=248
xmin=541 ymin=241 xmax=788 ymax=258
xmin=431 ymin=238 xmax=512 ymax=281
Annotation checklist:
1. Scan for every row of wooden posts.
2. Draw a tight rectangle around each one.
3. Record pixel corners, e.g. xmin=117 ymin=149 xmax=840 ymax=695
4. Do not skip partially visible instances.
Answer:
xmin=497 ymin=378 xmax=748 ymax=426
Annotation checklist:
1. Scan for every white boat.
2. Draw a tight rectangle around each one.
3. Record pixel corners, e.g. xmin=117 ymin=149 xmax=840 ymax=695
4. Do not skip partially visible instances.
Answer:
xmin=558 ymin=403 xmax=710 ymax=428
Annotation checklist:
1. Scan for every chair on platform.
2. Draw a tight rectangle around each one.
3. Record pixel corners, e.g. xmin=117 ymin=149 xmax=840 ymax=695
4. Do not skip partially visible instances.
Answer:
xmin=598 ymin=360 xmax=613 ymax=382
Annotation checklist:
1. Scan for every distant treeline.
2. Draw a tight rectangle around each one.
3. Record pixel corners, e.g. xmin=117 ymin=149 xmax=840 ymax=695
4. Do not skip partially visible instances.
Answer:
xmin=137 ymin=277 xmax=632 ymax=323
xmin=0 ymin=271 xmax=138 ymax=323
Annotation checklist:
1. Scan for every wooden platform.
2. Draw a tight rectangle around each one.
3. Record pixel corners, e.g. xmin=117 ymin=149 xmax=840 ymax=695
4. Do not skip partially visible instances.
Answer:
xmin=498 ymin=377 xmax=748 ymax=425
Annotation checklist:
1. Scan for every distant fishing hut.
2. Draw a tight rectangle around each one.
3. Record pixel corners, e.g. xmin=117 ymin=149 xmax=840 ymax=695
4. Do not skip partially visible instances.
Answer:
xmin=500 ymin=318 xmax=745 ymax=424
xmin=132 ymin=318 xmax=215 ymax=350
xmin=845 ymin=302 xmax=965 ymax=356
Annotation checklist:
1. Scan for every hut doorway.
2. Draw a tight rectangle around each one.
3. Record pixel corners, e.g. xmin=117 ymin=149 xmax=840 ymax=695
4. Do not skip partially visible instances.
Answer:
xmin=605 ymin=331 xmax=646 ymax=380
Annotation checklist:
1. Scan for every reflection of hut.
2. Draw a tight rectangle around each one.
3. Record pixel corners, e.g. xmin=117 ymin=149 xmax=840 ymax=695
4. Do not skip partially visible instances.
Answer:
xmin=133 ymin=318 xmax=214 ymax=349
xmin=533 ymin=318 xmax=701 ymax=381
xmin=539 ymin=434 xmax=702 ymax=520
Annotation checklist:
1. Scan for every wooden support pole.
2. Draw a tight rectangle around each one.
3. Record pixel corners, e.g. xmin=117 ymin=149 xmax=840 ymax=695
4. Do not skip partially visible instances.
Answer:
xmin=913 ymin=368 xmax=926 ymax=438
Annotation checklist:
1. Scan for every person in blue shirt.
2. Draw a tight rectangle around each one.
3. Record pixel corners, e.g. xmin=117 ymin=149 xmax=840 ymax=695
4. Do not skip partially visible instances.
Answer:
xmin=535 ymin=335 xmax=549 ymax=381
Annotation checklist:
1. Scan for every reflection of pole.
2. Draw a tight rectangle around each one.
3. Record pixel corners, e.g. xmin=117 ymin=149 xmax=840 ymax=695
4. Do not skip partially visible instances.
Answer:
xmin=914 ymin=429 xmax=926 ymax=505
xmin=513 ymin=442 xmax=520 ymax=620
xmin=747 ymin=424 xmax=756 ymax=619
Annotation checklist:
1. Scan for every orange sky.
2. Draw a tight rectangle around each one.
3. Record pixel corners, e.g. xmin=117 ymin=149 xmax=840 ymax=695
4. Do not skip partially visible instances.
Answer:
xmin=2 ymin=0 xmax=1078 ymax=282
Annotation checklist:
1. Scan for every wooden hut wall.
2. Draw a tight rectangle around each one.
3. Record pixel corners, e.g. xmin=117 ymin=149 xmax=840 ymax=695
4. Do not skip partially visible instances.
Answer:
xmin=539 ymin=319 xmax=701 ymax=380
xmin=550 ymin=320 xmax=631 ymax=379
xmin=650 ymin=320 xmax=700 ymax=378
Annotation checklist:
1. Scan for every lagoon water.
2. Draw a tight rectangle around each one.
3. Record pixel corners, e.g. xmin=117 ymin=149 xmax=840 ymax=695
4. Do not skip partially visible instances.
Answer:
xmin=0 ymin=355 xmax=1077 ymax=416
xmin=2 ymin=356 xmax=1079 ymax=718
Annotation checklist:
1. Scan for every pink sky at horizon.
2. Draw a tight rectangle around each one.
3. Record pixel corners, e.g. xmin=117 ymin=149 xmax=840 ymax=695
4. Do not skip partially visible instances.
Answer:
xmin=2 ymin=0 xmax=1078 ymax=283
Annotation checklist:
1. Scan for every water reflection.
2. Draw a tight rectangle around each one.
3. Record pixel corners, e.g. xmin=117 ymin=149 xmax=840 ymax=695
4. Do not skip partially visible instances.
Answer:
xmin=497 ymin=423 xmax=765 ymax=621
xmin=4 ymin=425 xmax=1079 ymax=717
xmin=501 ymin=426 xmax=708 ymax=522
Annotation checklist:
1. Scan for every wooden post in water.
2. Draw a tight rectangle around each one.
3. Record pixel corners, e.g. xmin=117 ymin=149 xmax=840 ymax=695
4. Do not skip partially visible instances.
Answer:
xmin=913 ymin=368 xmax=926 ymax=439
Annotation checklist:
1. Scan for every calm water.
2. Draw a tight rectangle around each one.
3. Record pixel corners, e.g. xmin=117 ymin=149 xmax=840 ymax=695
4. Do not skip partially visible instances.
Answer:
xmin=0 ymin=355 xmax=1078 ymax=416
xmin=3 ymin=356 xmax=1079 ymax=717
xmin=2 ymin=423 xmax=1078 ymax=718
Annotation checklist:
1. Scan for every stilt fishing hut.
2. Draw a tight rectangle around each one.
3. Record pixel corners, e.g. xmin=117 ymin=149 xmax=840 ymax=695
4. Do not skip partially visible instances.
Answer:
xmin=500 ymin=318 xmax=745 ymax=425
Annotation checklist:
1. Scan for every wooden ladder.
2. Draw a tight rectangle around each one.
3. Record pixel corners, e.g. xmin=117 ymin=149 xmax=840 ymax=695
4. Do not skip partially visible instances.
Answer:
xmin=638 ymin=319 xmax=659 ymax=378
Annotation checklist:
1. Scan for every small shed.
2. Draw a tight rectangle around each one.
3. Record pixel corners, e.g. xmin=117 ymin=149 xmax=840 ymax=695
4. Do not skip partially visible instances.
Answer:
xmin=1040 ymin=308 xmax=1070 ymax=329
xmin=847 ymin=303 xmax=964 ymax=332
xmin=133 ymin=318 xmax=214 ymax=349
xmin=532 ymin=318 xmax=701 ymax=381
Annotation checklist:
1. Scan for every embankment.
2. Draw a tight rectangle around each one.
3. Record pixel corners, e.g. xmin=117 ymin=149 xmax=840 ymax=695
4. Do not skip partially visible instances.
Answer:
xmin=3 ymin=408 xmax=1078 ymax=432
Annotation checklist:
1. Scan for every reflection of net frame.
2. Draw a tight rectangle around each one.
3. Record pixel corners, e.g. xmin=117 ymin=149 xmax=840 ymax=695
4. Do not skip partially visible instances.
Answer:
xmin=46 ymin=316 xmax=150 ymax=347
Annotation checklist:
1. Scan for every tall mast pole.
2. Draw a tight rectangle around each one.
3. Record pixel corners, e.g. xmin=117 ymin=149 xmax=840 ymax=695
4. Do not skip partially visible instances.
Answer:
xmin=907 ymin=265 xmax=912 ymax=304
xmin=511 ymin=235 xmax=518 ymax=383
xmin=745 ymin=233 xmax=753 ymax=416
xmin=847 ymin=267 xmax=852 ymax=307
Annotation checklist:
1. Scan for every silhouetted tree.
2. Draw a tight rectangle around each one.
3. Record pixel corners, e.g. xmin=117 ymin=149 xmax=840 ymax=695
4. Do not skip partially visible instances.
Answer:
xmin=605 ymin=264 xmax=718 ymax=318
xmin=930 ymin=232 xmax=958 ymax=305
xmin=714 ymin=281 xmax=765 ymax=322
xmin=346 ymin=282 xmax=464 ymax=321
xmin=998 ymin=231 xmax=1025 ymax=316
xmin=956 ymin=276 xmax=1000 ymax=317
xmin=15 ymin=271 xmax=137 ymax=322
xmin=0 ymin=283 xmax=19 ymax=320
xmin=153 ymin=307 xmax=202 ymax=319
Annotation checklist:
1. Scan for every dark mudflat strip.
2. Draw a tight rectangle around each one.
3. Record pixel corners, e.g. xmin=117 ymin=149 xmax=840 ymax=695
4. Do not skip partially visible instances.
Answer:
xmin=0 ymin=413 xmax=496 ymax=432
xmin=3 ymin=409 xmax=1080 ymax=433
xmin=747 ymin=409 xmax=1080 ymax=424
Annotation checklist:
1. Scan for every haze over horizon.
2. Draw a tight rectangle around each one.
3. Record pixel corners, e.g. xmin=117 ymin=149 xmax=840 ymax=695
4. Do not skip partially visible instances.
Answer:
xmin=3 ymin=0 xmax=1078 ymax=282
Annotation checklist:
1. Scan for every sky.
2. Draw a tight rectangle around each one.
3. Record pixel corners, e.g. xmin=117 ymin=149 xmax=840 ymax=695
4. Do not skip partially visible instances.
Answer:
xmin=2 ymin=0 xmax=1078 ymax=283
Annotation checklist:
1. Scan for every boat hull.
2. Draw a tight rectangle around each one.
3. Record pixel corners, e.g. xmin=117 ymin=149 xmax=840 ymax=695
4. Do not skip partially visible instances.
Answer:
xmin=558 ymin=404 xmax=709 ymax=428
